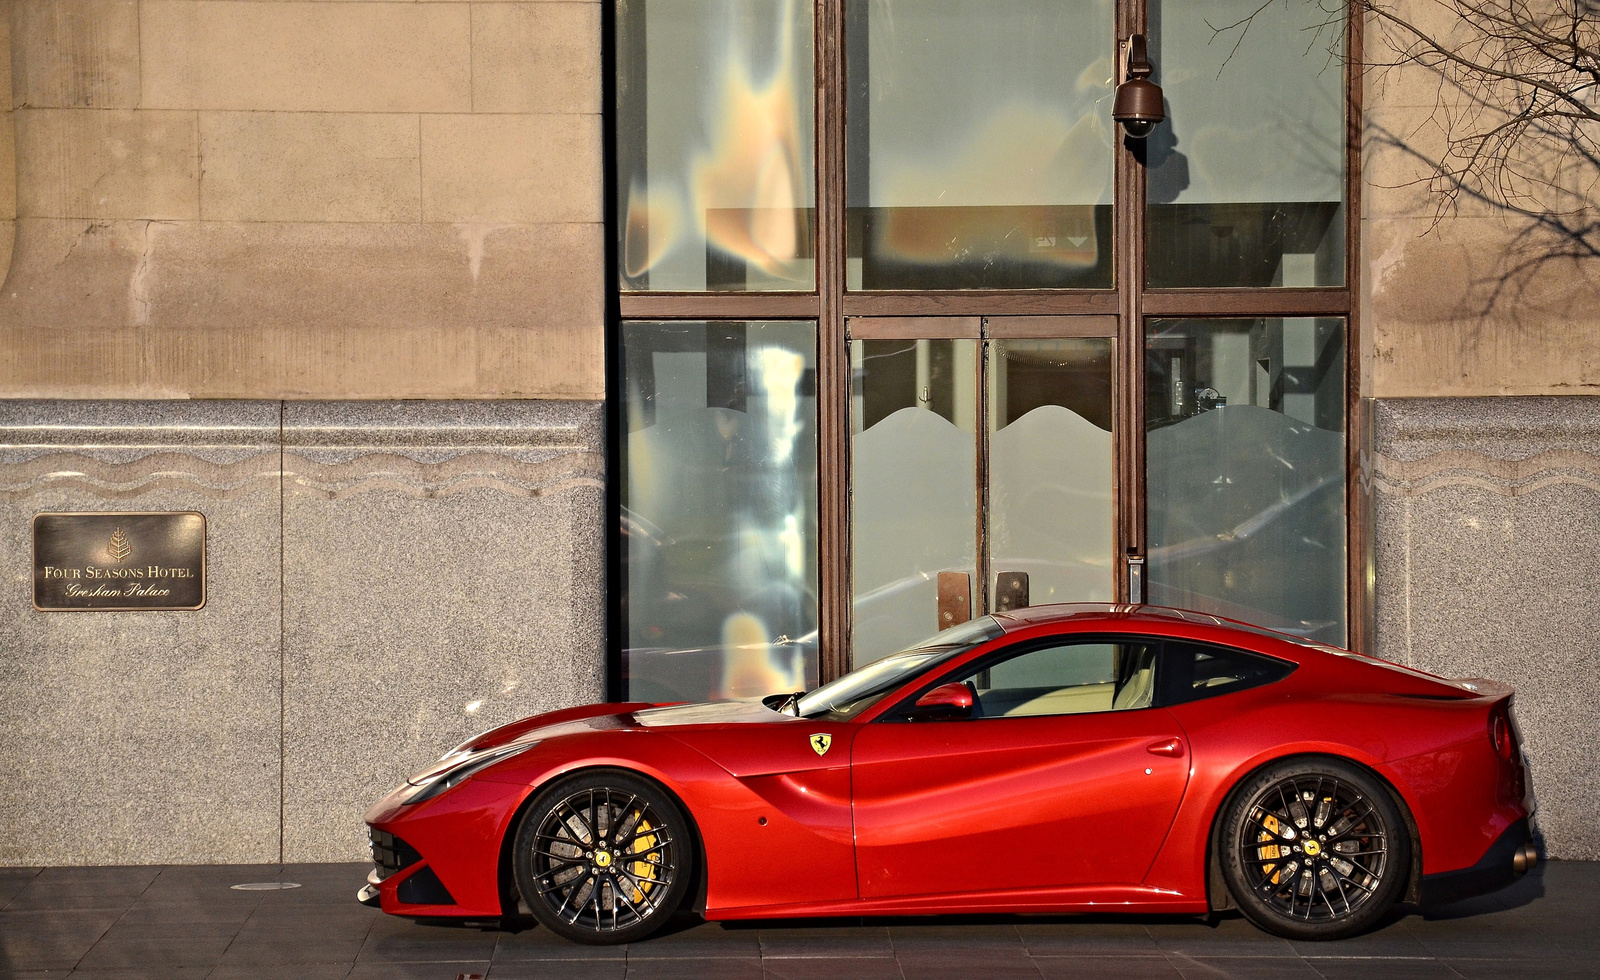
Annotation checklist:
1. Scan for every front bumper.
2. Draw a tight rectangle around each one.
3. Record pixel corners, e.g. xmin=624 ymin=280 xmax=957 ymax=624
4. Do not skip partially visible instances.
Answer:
xmin=359 ymin=775 xmax=533 ymax=917
xmin=1419 ymin=816 xmax=1538 ymax=907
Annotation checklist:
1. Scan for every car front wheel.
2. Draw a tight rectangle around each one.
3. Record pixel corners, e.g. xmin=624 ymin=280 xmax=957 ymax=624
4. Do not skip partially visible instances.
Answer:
xmin=1220 ymin=757 xmax=1411 ymax=940
xmin=512 ymin=769 xmax=695 ymax=944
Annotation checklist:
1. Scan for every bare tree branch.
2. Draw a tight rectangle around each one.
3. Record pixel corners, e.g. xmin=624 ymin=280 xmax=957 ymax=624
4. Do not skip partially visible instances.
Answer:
xmin=1221 ymin=0 xmax=1599 ymax=318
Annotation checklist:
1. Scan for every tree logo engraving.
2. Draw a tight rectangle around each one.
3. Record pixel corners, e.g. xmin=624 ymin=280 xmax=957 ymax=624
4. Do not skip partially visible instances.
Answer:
xmin=107 ymin=527 xmax=132 ymax=564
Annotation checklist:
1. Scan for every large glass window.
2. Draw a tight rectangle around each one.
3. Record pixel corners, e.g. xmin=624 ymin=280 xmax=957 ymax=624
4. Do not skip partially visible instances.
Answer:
xmin=1145 ymin=317 xmax=1347 ymax=644
xmin=620 ymin=321 xmax=819 ymax=701
xmin=616 ymin=0 xmax=816 ymax=292
xmin=845 ymin=0 xmax=1116 ymax=289
xmin=1146 ymin=0 xmax=1346 ymax=287
xmin=611 ymin=1 xmax=1362 ymax=696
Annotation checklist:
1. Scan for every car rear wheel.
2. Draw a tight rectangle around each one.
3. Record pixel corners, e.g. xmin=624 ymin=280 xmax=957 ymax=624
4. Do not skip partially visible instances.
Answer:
xmin=512 ymin=769 xmax=695 ymax=944
xmin=1220 ymin=758 xmax=1411 ymax=940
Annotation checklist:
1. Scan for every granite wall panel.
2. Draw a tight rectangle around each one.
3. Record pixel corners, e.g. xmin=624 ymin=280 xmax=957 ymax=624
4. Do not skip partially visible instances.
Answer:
xmin=0 ymin=400 xmax=282 ymax=865
xmin=1373 ymin=396 xmax=1600 ymax=860
xmin=280 ymin=401 xmax=605 ymax=862
xmin=0 ymin=399 xmax=605 ymax=866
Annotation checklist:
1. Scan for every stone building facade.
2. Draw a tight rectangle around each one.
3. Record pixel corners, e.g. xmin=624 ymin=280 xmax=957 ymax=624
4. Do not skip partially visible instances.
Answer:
xmin=1 ymin=0 xmax=1596 ymax=866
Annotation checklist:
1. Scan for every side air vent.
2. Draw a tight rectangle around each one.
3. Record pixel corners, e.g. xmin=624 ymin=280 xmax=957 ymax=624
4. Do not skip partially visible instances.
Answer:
xmin=396 ymin=866 xmax=457 ymax=906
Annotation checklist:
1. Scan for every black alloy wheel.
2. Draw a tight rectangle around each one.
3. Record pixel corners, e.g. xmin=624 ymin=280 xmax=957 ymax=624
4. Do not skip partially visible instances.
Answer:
xmin=1220 ymin=758 xmax=1411 ymax=940
xmin=512 ymin=769 xmax=695 ymax=944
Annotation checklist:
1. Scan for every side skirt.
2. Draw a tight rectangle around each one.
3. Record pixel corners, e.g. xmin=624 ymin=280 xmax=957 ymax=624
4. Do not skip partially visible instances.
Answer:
xmin=707 ymin=884 xmax=1208 ymax=921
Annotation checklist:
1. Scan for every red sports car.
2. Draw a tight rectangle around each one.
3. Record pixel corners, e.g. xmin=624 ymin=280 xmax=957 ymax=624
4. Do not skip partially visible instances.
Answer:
xmin=361 ymin=604 xmax=1536 ymax=943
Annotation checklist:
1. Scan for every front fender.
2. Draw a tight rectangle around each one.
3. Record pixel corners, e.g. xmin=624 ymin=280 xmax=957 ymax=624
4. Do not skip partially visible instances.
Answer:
xmin=476 ymin=728 xmax=858 ymax=912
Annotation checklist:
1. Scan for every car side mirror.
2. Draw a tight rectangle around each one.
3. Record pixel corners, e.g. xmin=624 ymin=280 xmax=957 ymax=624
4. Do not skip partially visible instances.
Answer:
xmin=906 ymin=681 xmax=974 ymax=721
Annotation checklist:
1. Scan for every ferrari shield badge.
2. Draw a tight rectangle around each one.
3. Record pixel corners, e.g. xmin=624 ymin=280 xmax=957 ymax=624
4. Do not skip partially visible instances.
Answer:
xmin=809 ymin=733 xmax=832 ymax=757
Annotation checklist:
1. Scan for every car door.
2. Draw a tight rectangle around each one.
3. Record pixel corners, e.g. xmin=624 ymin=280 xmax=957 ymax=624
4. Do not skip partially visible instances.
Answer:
xmin=850 ymin=636 xmax=1191 ymax=899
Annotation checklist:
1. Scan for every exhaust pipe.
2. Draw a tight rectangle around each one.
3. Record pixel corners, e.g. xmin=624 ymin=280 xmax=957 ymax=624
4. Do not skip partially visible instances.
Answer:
xmin=1512 ymin=841 xmax=1538 ymax=875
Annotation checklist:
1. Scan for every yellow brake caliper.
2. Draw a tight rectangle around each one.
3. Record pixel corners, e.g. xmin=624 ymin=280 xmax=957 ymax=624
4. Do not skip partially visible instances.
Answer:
xmin=1258 ymin=813 xmax=1284 ymax=884
xmin=626 ymin=816 xmax=659 ymax=904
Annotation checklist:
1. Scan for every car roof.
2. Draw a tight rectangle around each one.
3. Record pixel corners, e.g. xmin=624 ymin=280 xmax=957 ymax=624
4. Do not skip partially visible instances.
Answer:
xmin=990 ymin=602 xmax=1339 ymax=649
xmin=987 ymin=603 xmax=1475 ymax=694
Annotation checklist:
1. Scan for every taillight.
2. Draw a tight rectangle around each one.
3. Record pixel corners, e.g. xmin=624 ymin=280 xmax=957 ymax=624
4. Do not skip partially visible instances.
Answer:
xmin=1490 ymin=708 xmax=1514 ymax=761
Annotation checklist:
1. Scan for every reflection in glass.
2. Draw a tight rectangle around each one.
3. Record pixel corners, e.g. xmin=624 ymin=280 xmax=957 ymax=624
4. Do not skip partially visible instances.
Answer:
xmin=616 ymin=0 xmax=816 ymax=292
xmin=845 ymin=0 xmax=1115 ymax=289
xmin=621 ymin=321 xmax=819 ymax=702
xmin=1145 ymin=318 xmax=1346 ymax=644
xmin=1146 ymin=0 xmax=1346 ymax=287
xmin=851 ymin=339 xmax=979 ymax=664
xmin=988 ymin=339 xmax=1114 ymax=605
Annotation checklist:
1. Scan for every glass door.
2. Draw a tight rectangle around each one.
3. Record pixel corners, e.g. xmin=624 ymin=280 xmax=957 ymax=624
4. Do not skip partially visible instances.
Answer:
xmin=848 ymin=318 xmax=981 ymax=664
xmin=848 ymin=316 xmax=1118 ymax=664
xmin=987 ymin=318 xmax=1117 ymax=613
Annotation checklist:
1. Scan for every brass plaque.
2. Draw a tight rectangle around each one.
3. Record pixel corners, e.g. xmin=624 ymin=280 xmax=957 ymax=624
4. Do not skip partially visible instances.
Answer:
xmin=33 ymin=512 xmax=206 ymax=611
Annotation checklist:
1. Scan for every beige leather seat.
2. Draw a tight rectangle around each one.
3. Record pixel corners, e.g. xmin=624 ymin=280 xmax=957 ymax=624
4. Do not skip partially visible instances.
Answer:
xmin=1112 ymin=663 xmax=1156 ymax=710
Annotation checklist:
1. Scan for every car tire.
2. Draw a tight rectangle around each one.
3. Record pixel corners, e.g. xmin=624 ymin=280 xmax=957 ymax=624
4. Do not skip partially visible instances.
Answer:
xmin=1220 ymin=757 xmax=1411 ymax=940
xmin=512 ymin=768 xmax=696 ymax=945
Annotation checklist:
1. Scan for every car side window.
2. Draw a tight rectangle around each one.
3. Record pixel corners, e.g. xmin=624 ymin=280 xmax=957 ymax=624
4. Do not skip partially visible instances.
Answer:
xmin=1159 ymin=641 xmax=1295 ymax=705
xmin=952 ymin=641 xmax=1160 ymax=719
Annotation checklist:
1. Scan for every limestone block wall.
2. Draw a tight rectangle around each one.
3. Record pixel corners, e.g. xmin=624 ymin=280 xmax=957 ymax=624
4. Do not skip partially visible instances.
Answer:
xmin=1372 ymin=398 xmax=1600 ymax=860
xmin=1360 ymin=4 xmax=1600 ymax=398
xmin=0 ymin=11 xmax=12 ymax=280
xmin=0 ymin=400 xmax=605 ymax=865
xmin=0 ymin=0 xmax=604 ymax=400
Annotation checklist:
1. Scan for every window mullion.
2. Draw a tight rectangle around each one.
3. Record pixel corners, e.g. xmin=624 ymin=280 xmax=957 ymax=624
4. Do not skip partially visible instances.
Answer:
xmin=817 ymin=0 xmax=851 ymax=684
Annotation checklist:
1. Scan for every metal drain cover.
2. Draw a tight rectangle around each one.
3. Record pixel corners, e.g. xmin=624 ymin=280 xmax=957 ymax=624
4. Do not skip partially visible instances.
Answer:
xmin=230 ymin=882 xmax=302 ymax=891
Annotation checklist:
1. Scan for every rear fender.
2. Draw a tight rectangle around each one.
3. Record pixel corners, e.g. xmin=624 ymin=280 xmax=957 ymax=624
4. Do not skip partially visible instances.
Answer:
xmin=1145 ymin=688 xmax=1497 ymax=899
xmin=1377 ymin=733 xmax=1526 ymax=876
xmin=1196 ymin=751 xmax=1425 ymax=910
xmin=1145 ymin=736 xmax=1399 ymax=900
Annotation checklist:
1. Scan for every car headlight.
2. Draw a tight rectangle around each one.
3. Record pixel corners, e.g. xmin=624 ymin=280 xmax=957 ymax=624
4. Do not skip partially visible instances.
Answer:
xmin=439 ymin=728 xmax=495 ymax=762
xmin=400 ymin=741 xmax=536 ymax=805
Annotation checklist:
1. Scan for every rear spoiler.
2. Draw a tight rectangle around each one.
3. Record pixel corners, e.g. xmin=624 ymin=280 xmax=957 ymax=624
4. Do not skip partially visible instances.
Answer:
xmin=1450 ymin=677 xmax=1515 ymax=700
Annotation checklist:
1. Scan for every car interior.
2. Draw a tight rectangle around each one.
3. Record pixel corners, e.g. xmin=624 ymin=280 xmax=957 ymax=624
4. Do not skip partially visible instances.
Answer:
xmin=961 ymin=642 xmax=1159 ymax=718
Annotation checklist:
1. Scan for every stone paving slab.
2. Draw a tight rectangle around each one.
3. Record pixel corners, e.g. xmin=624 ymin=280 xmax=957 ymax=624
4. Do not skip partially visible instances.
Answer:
xmin=0 ymin=862 xmax=1595 ymax=979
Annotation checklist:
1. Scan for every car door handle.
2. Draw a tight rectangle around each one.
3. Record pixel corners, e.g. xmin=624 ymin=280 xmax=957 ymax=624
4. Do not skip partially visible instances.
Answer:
xmin=1146 ymin=738 xmax=1184 ymax=758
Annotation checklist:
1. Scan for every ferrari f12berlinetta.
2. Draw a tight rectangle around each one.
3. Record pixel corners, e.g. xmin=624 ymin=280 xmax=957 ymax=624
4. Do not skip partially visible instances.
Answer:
xmin=361 ymin=604 xmax=1536 ymax=943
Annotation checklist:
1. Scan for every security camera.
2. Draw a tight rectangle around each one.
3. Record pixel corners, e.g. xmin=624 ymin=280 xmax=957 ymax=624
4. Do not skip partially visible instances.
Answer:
xmin=1112 ymin=34 xmax=1164 ymax=139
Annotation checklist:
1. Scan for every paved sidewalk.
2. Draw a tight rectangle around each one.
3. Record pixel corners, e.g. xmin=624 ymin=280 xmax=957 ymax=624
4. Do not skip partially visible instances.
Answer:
xmin=0 ymin=861 xmax=1595 ymax=979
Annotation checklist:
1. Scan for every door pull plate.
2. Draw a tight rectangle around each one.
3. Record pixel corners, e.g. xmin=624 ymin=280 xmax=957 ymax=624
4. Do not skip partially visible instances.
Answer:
xmin=936 ymin=572 xmax=972 ymax=631
xmin=993 ymin=571 xmax=1029 ymax=612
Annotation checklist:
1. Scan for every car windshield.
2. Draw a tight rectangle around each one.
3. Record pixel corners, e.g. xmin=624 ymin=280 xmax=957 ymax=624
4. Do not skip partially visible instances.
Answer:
xmin=796 ymin=616 xmax=1005 ymax=721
